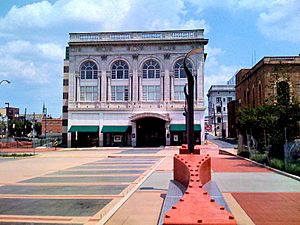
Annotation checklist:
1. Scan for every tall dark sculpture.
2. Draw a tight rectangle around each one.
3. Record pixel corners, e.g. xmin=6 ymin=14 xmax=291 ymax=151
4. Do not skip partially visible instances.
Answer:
xmin=183 ymin=48 xmax=203 ymax=154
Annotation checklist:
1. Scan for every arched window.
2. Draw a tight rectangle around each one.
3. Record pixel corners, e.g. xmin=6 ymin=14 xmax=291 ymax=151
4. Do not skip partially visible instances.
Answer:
xmin=143 ymin=60 xmax=160 ymax=79
xmin=277 ymin=81 xmax=290 ymax=105
xmin=80 ymin=61 xmax=98 ymax=79
xmin=174 ymin=58 xmax=192 ymax=78
xmin=258 ymin=83 xmax=262 ymax=104
xmin=252 ymin=87 xmax=255 ymax=107
xmin=111 ymin=60 xmax=129 ymax=79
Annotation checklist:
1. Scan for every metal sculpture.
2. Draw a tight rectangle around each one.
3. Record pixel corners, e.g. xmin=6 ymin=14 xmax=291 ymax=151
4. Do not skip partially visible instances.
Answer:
xmin=183 ymin=48 xmax=202 ymax=154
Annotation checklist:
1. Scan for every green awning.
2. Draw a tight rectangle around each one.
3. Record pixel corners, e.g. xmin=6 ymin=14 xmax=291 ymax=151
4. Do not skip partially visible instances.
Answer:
xmin=101 ymin=126 xmax=131 ymax=133
xmin=68 ymin=126 xmax=99 ymax=132
xmin=170 ymin=124 xmax=201 ymax=132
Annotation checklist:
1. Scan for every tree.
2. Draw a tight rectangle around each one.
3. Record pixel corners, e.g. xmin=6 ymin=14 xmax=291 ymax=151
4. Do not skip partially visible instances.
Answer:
xmin=238 ymin=63 xmax=300 ymax=159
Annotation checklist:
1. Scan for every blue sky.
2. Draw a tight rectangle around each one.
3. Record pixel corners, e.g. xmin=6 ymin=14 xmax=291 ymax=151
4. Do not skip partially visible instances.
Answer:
xmin=0 ymin=0 xmax=299 ymax=117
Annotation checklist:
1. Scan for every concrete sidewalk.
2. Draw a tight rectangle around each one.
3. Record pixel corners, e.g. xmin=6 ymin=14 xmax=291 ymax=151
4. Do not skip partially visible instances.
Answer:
xmin=0 ymin=144 xmax=299 ymax=225
xmin=104 ymin=142 xmax=300 ymax=225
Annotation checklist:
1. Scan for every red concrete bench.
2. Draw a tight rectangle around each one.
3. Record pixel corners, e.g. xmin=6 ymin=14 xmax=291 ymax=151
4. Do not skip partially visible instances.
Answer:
xmin=163 ymin=154 xmax=237 ymax=225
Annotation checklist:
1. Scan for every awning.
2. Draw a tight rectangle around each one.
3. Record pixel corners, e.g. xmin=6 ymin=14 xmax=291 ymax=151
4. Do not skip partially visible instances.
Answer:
xmin=68 ymin=126 xmax=99 ymax=132
xmin=101 ymin=126 xmax=131 ymax=133
xmin=170 ymin=124 xmax=201 ymax=132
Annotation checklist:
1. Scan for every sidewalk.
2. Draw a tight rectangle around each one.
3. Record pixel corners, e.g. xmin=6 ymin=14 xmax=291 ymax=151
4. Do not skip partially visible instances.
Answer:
xmin=104 ymin=142 xmax=300 ymax=225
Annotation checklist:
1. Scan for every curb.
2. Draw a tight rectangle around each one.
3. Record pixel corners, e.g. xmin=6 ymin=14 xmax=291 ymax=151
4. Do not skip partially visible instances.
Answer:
xmin=220 ymin=148 xmax=300 ymax=182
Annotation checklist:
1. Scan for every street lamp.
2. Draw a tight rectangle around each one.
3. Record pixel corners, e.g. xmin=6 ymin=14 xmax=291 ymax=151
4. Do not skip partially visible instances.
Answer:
xmin=183 ymin=48 xmax=203 ymax=154
xmin=5 ymin=102 xmax=9 ymax=139
xmin=0 ymin=80 xmax=10 ymax=85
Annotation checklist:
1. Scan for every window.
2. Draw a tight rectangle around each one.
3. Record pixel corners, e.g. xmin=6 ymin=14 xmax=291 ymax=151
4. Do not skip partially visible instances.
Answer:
xmin=111 ymin=86 xmax=129 ymax=101
xmin=63 ymin=79 xmax=69 ymax=86
xmin=217 ymin=117 xmax=221 ymax=123
xmin=80 ymin=86 xmax=98 ymax=101
xmin=277 ymin=81 xmax=290 ymax=105
xmin=258 ymin=84 xmax=262 ymax=104
xmin=63 ymin=92 xmax=68 ymax=99
xmin=80 ymin=61 xmax=98 ymax=79
xmin=174 ymin=59 xmax=192 ymax=78
xmin=216 ymin=106 xmax=221 ymax=113
xmin=62 ymin=106 xmax=68 ymax=112
xmin=143 ymin=60 xmax=160 ymax=78
xmin=227 ymin=97 xmax=232 ymax=102
xmin=216 ymin=97 xmax=221 ymax=103
xmin=111 ymin=60 xmax=129 ymax=79
xmin=143 ymin=86 xmax=160 ymax=101
xmin=223 ymin=107 xmax=226 ymax=112
xmin=174 ymin=85 xmax=185 ymax=100
xmin=63 ymin=66 xmax=69 ymax=73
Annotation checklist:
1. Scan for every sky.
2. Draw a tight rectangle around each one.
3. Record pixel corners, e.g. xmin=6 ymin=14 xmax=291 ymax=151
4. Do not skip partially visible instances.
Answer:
xmin=0 ymin=0 xmax=299 ymax=117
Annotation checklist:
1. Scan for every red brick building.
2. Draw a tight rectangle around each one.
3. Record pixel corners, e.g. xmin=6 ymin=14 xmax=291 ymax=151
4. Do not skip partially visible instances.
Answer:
xmin=236 ymin=56 xmax=300 ymax=111
xmin=42 ymin=118 xmax=62 ymax=136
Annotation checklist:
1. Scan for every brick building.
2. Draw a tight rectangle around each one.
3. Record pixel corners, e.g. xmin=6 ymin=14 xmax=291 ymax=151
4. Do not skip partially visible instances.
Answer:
xmin=233 ymin=56 xmax=300 ymax=140
xmin=236 ymin=56 xmax=300 ymax=110
xmin=42 ymin=117 xmax=62 ymax=136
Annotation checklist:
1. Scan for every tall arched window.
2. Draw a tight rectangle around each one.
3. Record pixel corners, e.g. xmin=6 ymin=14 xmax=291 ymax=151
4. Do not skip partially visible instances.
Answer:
xmin=277 ymin=81 xmax=290 ymax=105
xmin=252 ymin=87 xmax=255 ymax=107
xmin=258 ymin=83 xmax=262 ymax=104
xmin=174 ymin=59 xmax=192 ymax=78
xmin=80 ymin=61 xmax=98 ymax=79
xmin=143 ymin=60 xmax=160 ymax=79
xmin=111 ymin=60 xmax=129 ymax=79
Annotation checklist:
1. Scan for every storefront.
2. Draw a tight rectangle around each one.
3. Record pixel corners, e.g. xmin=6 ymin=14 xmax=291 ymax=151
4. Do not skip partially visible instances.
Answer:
xmin=69 ymin=126 xmax=99 ymax=147
xmin=170 ymin=124 xmax=201 ymax=146
xmin=101 ymin=126 xmax=132 ymax=147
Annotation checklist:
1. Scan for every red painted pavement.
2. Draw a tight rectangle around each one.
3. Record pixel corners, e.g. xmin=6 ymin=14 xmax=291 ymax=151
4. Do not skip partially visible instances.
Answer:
xmin=211 ymin=156 xmax=271 ymax=173
xmin=232 ymin=192 xmax=300 ymax=225
xmin=0 ymin=148 xmax=61 ymax=153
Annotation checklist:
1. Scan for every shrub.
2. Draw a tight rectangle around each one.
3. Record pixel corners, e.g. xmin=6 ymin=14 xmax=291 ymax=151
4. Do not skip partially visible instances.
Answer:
xmin=285 ymin=163 xmax=300 ymax=176
xmin=269 ymin=158 xmax=285 ymax=170
xmin=237 ymin=151 xmax=250 ymax=158
xmin=250 ymin=153 xmax=268 ymax=164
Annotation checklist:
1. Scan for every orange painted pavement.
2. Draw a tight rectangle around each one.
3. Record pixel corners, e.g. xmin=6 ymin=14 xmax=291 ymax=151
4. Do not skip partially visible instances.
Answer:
xmin=211 ymin=156 xmax=271 ymax=173
xmin=231 ymin=192 xmax=300 ymax=225
xmin=163 ymin=154 xmax=237 ymax=225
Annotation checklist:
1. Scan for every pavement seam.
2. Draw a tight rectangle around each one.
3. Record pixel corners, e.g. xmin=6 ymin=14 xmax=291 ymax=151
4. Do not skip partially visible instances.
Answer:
xmin=95 ymin=156 xmax=166 ymax=225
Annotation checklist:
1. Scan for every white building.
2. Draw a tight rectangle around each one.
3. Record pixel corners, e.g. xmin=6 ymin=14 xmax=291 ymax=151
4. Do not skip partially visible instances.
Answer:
xmin=207 ymin=85 xmax=235 ymax=137
xmin=62 ymin=29 xmax=208 ymax=147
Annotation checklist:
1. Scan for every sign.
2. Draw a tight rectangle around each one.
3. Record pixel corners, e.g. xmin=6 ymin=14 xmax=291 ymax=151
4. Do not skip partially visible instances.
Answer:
xmin=174 ymin=135 xmax=178 ymax=141
xmin=114 ymin=135 xmax=122 ymax=143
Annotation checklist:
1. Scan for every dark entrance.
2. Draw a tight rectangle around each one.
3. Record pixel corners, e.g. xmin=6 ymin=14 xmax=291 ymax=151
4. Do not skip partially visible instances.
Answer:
xmin=71 ymin=132 xmax=99 ymax=148
xmin=136 ymin=117 xmax=166 ymax=147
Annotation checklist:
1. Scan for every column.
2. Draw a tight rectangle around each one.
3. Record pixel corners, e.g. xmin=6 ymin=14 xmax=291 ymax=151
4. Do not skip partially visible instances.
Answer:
xmin=67 ymin=132 xmax=72 ymax=148
xmin=99 ymin=130 xmax=104 ymax=146
xmin=101 ymin=70 xmax=106 ymax=102
xmin=164 ymin=70 xmax=170 ymax=101
xmin=160 ymin=74 xmax=164 ymax=101
xmin=132 ymin=60 xmax=139 ymax=102
xmin=165 ymin=121 xmax=170 ymax=146
xmin=98 ymin=74 xmax=101 ymax=102
xmin=170 ymin=75 xmax=174 ymax=101
xmin=76 ymin=74 xmax=80 ymax=101
xmin=138 ymin=75 xmax=142 ymax=101
xmin=131 ymin=121 xmax=137 ymax=147
xmin=107 ymin=72 xmax=111 ymax=101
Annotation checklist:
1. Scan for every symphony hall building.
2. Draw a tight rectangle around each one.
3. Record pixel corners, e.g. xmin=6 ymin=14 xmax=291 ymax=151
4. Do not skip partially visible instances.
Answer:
xmin=62 ymin=29 xmax=208 ymax=147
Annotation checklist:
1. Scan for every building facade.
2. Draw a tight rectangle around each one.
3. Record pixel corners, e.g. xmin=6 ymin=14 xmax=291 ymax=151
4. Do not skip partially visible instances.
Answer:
xmin=207 ymin=85 xmax=235 ymax=137
xmin=42 ymin=118 xmax=62 ymax=136
xmin=236 ymin=56 xmax=300 ymax=110
xmin=62 ymin=29 xmax=208 ymax=147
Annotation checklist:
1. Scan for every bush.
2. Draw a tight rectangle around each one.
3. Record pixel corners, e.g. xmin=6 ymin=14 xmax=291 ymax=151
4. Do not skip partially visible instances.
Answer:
xmin=250 ymin=153 xmax=268 ymax=164
xmin=237 ymin=151 xmax=250 ymax=158
xmin=269 ymin=158 xmax=285 ymax=170
xmin=285 ymin=163 xmax=300 ymax=176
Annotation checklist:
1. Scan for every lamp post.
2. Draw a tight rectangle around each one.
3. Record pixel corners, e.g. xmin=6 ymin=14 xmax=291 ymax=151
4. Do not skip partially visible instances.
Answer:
xmin=0 ymin=80 xmax=10 ymax=85
xmin=183 ymin=48 xmax=203 ymax=154
xmin=5 ymin=102 xmax=9 ymax=138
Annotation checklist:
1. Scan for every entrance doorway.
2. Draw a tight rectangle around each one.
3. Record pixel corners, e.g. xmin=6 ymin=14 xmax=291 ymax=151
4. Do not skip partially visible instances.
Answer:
xmin=136 ymin=117 xmax=166 ymax=147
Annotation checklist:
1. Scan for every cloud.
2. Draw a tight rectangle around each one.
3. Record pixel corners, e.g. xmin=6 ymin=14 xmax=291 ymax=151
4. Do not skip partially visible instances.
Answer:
xmin=0 ymin=40 xmax=63 ymax=84
xmin=257 ymin=0 xmax=300 ymax=43
xmin=204 ymin=45 xmax=240 ymax=95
